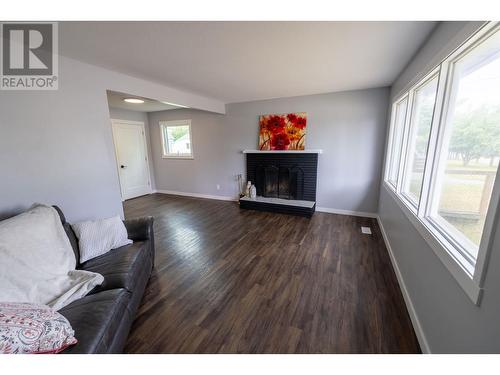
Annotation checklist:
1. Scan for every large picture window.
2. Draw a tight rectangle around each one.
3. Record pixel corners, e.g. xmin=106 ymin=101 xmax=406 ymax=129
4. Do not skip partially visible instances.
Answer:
xmin=383 ymin=22 xmax=500 ymax=303
xmin=428 ymin=27 xmax=500 ymax=260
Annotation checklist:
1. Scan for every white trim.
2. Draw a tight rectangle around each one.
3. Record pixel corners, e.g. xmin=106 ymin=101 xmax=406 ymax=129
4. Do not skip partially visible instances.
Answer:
xmin=377 ymin=216 xmax=431 ymax=354
xmin=111 ymin=119 xmax=153 ymax=201
xmin=316 ymin=207 xmax=378 ymax=218
xmin=155 ymin=189 xmax=237 ymax=202
xmin=384 ymin=94 xmax=409 ymax=188
xmin=242 ymin=149 xmax=323 ymax=154
xmin=418 ymin=63 xmax=449 ymax=221
xmin=399 ymin=68 xmax=440 ymax=213
xmin=161 ymin=155 xmax=194 ymax=160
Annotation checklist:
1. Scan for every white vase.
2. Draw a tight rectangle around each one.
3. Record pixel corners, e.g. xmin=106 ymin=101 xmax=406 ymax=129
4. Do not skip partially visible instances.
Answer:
xmin=250 ymin=185 xmax=257 ymax=199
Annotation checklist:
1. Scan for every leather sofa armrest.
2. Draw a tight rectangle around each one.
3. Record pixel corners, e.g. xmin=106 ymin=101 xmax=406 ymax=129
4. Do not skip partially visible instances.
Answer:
xmin=123 ymin=216 xmax=154 ymax=242
xmin=124 ymin=216 xmax=155 ymax=270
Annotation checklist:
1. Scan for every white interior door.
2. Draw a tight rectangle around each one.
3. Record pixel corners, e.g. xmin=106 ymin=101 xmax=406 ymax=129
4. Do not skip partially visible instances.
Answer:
xmin=111 ymin=120 xmax=152 ymax=200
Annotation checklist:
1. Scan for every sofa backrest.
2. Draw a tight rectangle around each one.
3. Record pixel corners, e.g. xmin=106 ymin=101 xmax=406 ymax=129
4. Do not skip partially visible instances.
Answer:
xmin=52 ymin=206 xmax=81 ymax=266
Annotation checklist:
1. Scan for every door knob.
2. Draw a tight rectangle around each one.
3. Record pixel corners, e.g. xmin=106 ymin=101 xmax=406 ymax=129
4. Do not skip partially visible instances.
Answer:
xmin=120 ymin=165 xmax=127 ymax=169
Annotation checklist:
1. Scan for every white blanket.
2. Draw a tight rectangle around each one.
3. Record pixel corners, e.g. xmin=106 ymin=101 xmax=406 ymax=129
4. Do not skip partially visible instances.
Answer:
xmin=0 ymin=204 xmax=103 ymax=311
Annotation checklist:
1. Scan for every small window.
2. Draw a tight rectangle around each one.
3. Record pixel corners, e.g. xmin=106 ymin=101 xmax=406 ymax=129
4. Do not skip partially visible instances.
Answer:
xmin=159 ymin=120 xmax=193 ymax=159
xmin=401 ymin=73 xmax=439 ymax=207
xmin=386 ymin=96 xmax=409 ymax=188
xmin=427 ymin=27 xmax=500 ymax=261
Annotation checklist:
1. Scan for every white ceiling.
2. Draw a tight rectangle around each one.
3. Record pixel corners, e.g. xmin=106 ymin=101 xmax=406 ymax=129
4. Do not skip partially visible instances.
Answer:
xmin=106 ymin=90 xmax=182 ymax=112
xmin=60 ymin=22 xmax=437 ymax=103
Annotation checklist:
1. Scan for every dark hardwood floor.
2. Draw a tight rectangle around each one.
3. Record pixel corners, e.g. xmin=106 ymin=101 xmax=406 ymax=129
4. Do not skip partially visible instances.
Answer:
xmin=123 ymin=193 xmax=420 ymax=353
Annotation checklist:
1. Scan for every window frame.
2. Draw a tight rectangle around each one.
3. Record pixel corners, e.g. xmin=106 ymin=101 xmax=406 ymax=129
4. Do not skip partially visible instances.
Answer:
xmin=399 ymin=69 xmax=440 ymax=213
xmin=159 ymin=119 xmax=194 ymax=159
xmin=382 ymin=21 xmax=500 ymax=304
xmin=385 ymin=94 xmax=409 ymax=191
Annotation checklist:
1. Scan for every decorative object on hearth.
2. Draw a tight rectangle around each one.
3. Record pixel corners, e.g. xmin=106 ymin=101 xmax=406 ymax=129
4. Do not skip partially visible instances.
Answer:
xmin=250 ymin=184 xmax=257 ymax=199
xmin=246 ymin=181 xmax=252 ymax=197
xmin=237 ymin=174 xmax=245 ymax=198
xmin=259 ymin=112 xmax=307 ymax=151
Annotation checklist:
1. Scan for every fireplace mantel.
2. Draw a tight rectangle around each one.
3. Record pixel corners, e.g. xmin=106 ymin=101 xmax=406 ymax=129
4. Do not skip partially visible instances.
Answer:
xmin=242 ymin=149 xmax=323 ymax=154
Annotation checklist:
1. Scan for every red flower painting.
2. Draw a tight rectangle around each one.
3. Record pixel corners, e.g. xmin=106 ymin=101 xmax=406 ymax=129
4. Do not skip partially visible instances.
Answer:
xmin=265 ymin=115 xmax=286 ymax=133
xmin=271 ymin=132 xmax=291 ymax=150
xmin=259 ymin=112 xmax=307 ymax=150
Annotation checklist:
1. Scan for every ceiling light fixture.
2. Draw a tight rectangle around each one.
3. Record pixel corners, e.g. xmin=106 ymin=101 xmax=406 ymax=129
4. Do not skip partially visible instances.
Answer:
xmin=123 ymin=98 xmax=145 ymax=104
xmin=161 ymin=101 xmax=189 ymax=108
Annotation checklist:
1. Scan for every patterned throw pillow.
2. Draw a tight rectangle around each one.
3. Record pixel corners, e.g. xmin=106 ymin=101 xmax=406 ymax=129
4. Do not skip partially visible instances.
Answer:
xmin=0 ymin=302 xmax=77 ymax=354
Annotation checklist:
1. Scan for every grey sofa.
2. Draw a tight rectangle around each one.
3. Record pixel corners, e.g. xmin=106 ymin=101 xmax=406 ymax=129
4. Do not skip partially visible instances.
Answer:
xmin=52 ymin=206 xmax=154 ymax=354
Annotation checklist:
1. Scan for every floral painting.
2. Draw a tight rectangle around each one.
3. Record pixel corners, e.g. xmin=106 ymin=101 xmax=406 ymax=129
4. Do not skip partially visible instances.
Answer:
xmin=259 ymin=113 xmax=307 ymax=150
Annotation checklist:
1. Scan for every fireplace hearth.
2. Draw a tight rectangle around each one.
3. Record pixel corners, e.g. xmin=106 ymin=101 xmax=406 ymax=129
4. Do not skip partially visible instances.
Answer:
xmin=240 ymin=150 xmax=320 ymax=217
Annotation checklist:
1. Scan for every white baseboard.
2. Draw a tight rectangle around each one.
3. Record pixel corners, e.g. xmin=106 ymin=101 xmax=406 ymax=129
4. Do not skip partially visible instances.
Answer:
xmin=154 ymin=189 xmax=237 ymax=202
xmin=377 ymin=216 xmax=431 ymax=354
xmin=316 ymin=206 xmax=378 ymax=218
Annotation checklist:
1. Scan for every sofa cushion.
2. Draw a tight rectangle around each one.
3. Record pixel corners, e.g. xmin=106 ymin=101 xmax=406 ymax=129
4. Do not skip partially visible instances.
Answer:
xmin=79 ymin=241 xmax=151 ymax=294
xmin=58 ymin=289 xmax=130 ymax=354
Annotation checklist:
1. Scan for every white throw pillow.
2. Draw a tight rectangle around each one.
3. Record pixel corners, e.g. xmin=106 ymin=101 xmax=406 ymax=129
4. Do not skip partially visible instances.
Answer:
xmin=71 ymin=215 xmax=132 ymax=263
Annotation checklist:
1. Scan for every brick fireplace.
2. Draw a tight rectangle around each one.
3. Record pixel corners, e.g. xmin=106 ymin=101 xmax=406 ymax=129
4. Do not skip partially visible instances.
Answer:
xmin=239 ymin=150 xmax=321 ymax=217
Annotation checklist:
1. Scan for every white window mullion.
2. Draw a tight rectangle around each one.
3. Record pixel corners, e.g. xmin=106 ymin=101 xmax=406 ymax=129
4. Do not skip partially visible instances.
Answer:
xmin=400 ymin=91 xmax=419 ymax=211
xmin=399 ymin=71 xmax=440 ymax=213
xmin=385 ymin=94 xmax=410 ymax=191
xmin=396 ymin=92 xmax=414 ymax=196
xmin=383 ymin=103 xmax=398 ymax=187
xmin=424 ymin=61 xmax=457 ymax=221
xmin=418 ymin=65 xmax=448 ymax=218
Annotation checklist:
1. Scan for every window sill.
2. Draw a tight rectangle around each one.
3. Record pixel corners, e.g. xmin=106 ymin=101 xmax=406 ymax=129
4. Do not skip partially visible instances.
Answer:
xmin=161 ymin=155 xmax=194 ymax=160
xmin=383 ymin=182 xmax=482 ymax=305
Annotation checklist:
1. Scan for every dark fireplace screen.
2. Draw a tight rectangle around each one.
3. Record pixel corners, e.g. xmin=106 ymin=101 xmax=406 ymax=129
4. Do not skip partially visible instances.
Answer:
xmin=256 ymin=165 xmax=304 ymax=200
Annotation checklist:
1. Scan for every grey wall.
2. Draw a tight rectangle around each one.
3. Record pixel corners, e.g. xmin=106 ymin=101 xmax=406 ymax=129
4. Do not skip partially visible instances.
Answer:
xmin=378 ymin=21 xmax=500 ymax=352
xmin=108 ymin=107 xmax=156 ymax=191
xmin=149 ymin=87 xmax=390 ymax=214
xmin=0 ymin=55 xmax=223 ymax=222
xmin=148 ymin=109 xmax=229 ymax=197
